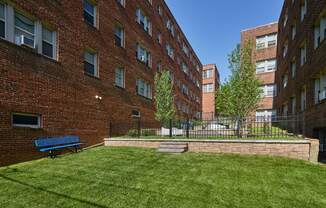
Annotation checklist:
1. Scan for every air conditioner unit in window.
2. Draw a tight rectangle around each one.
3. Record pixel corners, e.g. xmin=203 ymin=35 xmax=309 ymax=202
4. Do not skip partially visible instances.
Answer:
xmin=140 ymin=55 xmax=146 ymax=62
xmin=16 ymin=35 xmax=34 ymax=48
xmin=319 ymin=90 xmax=326 ymax=101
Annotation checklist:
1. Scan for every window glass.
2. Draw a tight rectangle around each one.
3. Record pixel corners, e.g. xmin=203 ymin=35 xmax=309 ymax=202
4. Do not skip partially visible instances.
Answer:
xmin=84 ymin=51 xmax=96 ymax=76
xmin=42 ymin=28 xmax=54 ymax=58
xmin=0 ymin=3 xmax=4 ymax=38
xmin=115 ymin=68 xmax=125 ymax=88
xmin=0 ymin=3 xmax=4 ymax=19
xmin=14 ymin=12 xmax=35 ymax=47
xmin=114 ymin=26 xmax=124 ymax=47
xmin=83 ymin=0 xmax=95 ymax=25
xmin=12 ymin=113 xmax=40 ymax=128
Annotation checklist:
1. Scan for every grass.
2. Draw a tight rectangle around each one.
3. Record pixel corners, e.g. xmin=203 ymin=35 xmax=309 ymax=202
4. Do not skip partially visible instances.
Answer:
xmin=0 ymin=147 xmax=325 ymax=208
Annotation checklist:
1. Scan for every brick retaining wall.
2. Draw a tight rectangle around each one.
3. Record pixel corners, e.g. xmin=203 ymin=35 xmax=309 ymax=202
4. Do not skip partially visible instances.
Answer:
xmin=104 ymin=138 xmax=320 ymax=163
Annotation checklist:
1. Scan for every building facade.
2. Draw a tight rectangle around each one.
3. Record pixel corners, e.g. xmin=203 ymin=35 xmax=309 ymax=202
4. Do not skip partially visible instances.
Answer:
xmin=241 ymin=22 xmax=278 ymax=118
xmin=0 ymin=0 xmax=202 ymax=166
xmin=202 ymin=64 xmax=219 ymax=120
xmin=275 ymin=0 xmax=326 ymax=152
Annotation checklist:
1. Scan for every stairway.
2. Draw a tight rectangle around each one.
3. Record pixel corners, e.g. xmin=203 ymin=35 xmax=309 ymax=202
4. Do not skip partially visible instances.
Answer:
xmin=158 ymin=142 xmax=188 ymax=153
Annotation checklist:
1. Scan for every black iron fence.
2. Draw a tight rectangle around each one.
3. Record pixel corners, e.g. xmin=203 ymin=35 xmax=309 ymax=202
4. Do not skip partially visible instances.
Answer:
xmin=110 ymin=115 xmax=305 ymax=140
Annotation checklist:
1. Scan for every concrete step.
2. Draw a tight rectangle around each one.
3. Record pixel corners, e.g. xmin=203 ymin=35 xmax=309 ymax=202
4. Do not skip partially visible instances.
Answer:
xmin=160 ymin=142 xmax=188 ymax=145
xmin=159 ymin=144 xmax=187 ymax=149
xmin=157 ymin=148 xmax=187 ymax=153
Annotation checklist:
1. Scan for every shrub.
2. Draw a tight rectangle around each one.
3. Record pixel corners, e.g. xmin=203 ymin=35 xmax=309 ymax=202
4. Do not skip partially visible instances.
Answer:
xmin=142 ymin=129 xmax=156 ymax=136
xmin=127 ymin=129 xmax=139 ymax=137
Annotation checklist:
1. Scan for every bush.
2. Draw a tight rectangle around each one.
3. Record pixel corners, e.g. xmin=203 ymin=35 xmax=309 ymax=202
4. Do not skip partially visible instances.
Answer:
xmin=142 ymin=129 xmax=156 ymax=136
xmin=127 ymin=129 xmax=139 ymax=137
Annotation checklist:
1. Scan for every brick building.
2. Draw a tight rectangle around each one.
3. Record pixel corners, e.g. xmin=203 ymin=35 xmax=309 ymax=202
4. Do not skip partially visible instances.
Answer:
xmin=275 ymin=0 xmax=326 ymax=152
xmin=202 ymin=64 xmax=219 ymax=120
xmin=241 ymin=22 xmax=278 ymax=118
xmin=0 ymin=0 xmax=202 ymax=166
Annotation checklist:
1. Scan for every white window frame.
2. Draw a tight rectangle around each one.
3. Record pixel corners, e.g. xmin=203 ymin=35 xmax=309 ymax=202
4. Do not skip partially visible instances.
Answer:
xmin=136 ymin=8 xmax=152 ymax=36
xmin=83 ymin=0 xmax=97 ymax=27
xmin=115 ymin=67 xmax=125 ymax=88
xmin=84 ymin=50 xmax=99 ymax=77
xmin=300 ymin=0 xmax=307 ymax=22
xmin=117 ymin=0 xmax=125 ymax=7
xmin=14 ymin=12 xmax=36 ymax=48
xmin=12 ymin=112 xmax=41 ymax=129
xmin=256 ymin=33 xmax=277 ymax=50
xmin=136 ymin=79 xmax=152 ymax=99
xmin=166 ymin=43 xmax=174 ymax=59
xmin=291 ymin=59 xmax=296 ymax=78
xmin=114 ymin=25 xmax=125 ymax=48
xmin=203 ymin=83 xmax=214 ymax=93
xmin=41 ymin=27 xmax=57 ymax=59
xmin=256 ymin=59 xmax=276 ymax=74
xmin=136 ymin=43 xmax=151 ymax=68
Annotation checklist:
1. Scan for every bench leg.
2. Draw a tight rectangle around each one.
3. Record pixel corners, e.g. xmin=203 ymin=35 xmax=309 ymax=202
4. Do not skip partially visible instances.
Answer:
xmin=49 ymin=151 xmax=56 ymax=159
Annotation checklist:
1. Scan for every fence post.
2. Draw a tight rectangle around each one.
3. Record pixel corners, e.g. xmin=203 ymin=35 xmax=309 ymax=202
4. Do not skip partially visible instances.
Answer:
xmin=109 ymin=121 xmax=112 ymax=138
xmin=137 ymin=118 xmax=141 ymax=138
xmin=186 ymin=118 xmax=190 ymax=138
xmin=169 ymin=119 xmax=172 ymax=138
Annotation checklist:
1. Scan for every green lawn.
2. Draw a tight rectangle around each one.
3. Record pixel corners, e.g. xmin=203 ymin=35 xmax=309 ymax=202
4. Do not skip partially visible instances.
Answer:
xmin=0 ymin=147 xmax=325 ymax=208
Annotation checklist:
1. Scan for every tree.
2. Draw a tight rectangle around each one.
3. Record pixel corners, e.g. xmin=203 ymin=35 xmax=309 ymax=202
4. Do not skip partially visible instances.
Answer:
xmin=154 ymin=70 xmax=176 ymax=126
xmin=216 ymin=41 xmax=262 ymax=119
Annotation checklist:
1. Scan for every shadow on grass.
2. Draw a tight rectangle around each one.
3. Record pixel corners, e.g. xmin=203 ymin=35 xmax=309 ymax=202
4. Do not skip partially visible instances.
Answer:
xmin=0 ymin=174 xmax=109 ymax=208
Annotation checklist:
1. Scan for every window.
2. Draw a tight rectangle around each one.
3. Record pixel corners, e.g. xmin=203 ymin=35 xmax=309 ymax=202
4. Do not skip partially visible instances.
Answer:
xmin=182 ymin=84 xmax=189 ymax=95
xmin=203 ymin=69 xmax=213 ymax=78
xmin=136 ymin=8 xmax=151 ymax=35
xmin=300 ymin=87 xmax=306 ymax=111
xmin=300 ymin=0 xmax=307 ymax=22
xmin=132 ymin=110 xmax=140 ymax=118
xmin=283 ymin=41 xmax=288 ymax=57
xmin=256 ymin=110 xmax=276 ymax=120
xmin=300 ymin=42 xmax=306 ymax=66
xmin=203 ymin=83 xmax=214 ymax=93
xmin=116 ymin=0 xmax=125 ymax=7
xmin=256 ymin=33 xmax=277 ymax=49
xmin=166 ymin=44 xmax=174 ymax=59
xmin=182 ymin=43 xmax=189 ymax=56
xmin=83 ymin=0 xmax=96 ymax=26
xmin=146 ymin=0 xmax=152 ymax=5
xmin=12 ymin=113 xmax=41 ymax=128
xmin=42 ymin=27 xmax=56 ymax=59
xmin=314 ymin=75 xmax=326 ymax=104
xmin=282 ymin=104 xmax=288 ymax=117
xmin=256 ymin=59 xmax=276 ymax=73
xmin=136 ymin=79 xmax=152 ymax=99
xmin=14 ymin=12 xmax=35 ymax=48
xmin=282 ymin=75 xmax=288 ymax=88
xmin=114 ymin=25 xmax=124 ymax=47
xmin=157 ymin=32 xmax=162 ymax=44
xmin=157 ymin=61 xmax=162 ymax=72
xmin=0 ymin=3 xmax=5 ymax=38
xmin=84 ymin=51 xmax=98 ymax=77
xmin=115 ymin=68 xmax=125 ymax=88
xmin=157 ymin=5 xmax=162 ymax=16
xmin=261 ymin=85 xmax=276 ymax=97
xmin=166 ymin=19 xmax=174 ymax=36
xmin=291 ymin=24 xmax=296 ymax=40
xmin=136 ymin=43 xmax=151 ymax=67
xmin=283 ymin=9 xmax=288 ymax=27
xmin=182 ymin=62 xmax=189 ymax=75
xmin=314 ymin=17 xmax=326 ymax=49
xmin=290 ymin=59 xmax=296 ymax=78
xmin=291 ymin=97 xmax=296 ymax=115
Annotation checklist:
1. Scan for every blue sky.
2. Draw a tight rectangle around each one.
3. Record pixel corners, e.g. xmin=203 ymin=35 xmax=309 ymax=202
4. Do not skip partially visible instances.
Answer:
xmin=165 ymin=0 xmax=284 ymax=82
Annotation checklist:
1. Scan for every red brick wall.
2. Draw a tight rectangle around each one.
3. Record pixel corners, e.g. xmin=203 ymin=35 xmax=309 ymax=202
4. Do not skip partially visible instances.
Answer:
xmin=275 ymin=0 xmax=326 ymax=137
xmin=202 ymin=64 xmax=219 ymax=119
xmin=241 ymin=23 xmax=278 ymax=112
xmin=0 ymin=0 xmax=202 ymax=166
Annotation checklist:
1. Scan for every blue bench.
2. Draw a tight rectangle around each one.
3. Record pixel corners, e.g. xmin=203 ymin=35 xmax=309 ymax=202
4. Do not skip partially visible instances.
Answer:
xmin=34 ymin=135 xmax=83 ymax=158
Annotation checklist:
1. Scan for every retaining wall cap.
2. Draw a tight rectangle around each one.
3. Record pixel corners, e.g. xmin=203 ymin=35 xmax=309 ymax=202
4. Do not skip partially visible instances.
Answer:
xmin=104 ymin=138 xmax=310 ymax=144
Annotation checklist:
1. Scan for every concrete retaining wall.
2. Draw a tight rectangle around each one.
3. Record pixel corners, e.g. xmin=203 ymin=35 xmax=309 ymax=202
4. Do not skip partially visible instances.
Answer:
xmin=104 ymin=138 xmax=320 ymax=163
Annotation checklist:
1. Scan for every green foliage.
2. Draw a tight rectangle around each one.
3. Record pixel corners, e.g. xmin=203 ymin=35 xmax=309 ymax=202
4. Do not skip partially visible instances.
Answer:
xmin=127 ymin=129 xmax=138 ymax=137
xmin=216 ymin=41 xmax=263 ymax=118
xmin=154 ymin=70 xmax=176 ymax=126
xmin=141 ymin=129 xmax=156 ymax=136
